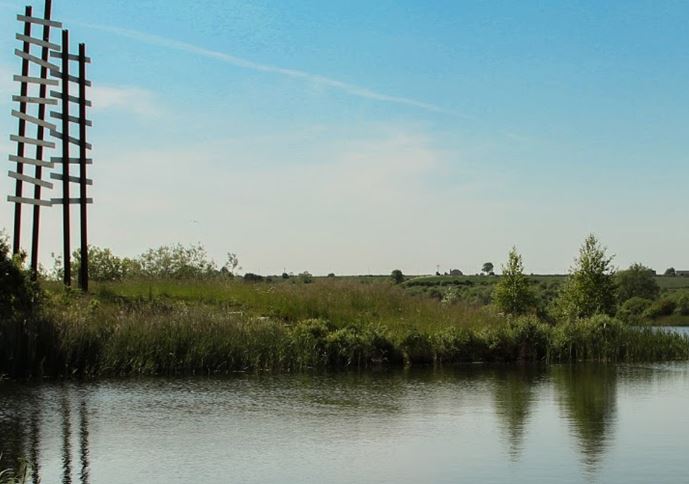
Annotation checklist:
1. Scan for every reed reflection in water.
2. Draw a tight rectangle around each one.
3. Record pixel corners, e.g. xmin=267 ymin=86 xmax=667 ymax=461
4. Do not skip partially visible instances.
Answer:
xmin=0 ymin=364 xmax=687 ymax=484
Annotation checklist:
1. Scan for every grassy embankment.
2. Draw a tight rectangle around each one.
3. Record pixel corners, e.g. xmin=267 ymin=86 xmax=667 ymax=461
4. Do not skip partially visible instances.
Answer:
xmin=3 ymin=275 xmax=683 ymax=378
xmin=403 ymin=274 xmax=689 ymax=326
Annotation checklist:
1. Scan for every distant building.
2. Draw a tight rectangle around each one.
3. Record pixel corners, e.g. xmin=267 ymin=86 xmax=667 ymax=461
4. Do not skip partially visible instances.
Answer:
xmin=450 ymin=269 xmax=463 ymax=276
xmin=677 ymin=270 xmax=689 ymax=277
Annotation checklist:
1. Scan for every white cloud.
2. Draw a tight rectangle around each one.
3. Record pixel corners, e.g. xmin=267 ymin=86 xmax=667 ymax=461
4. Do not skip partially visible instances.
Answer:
xmin=79 ymin=22 xmax=463 ymax=117
xmin=90 ymin=85 xmax=160 ymax=117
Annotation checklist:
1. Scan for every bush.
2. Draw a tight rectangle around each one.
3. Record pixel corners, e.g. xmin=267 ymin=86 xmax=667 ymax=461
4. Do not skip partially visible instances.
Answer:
xmin=616 ymin=263 xmax=659 ymax=303
xmin=0 ymin=233 xmax=42 ymax=377
xmin=616 ymin=297 xmax=653 ymax=325
xmin=675 ymin=294 xmax=689 ymax=316
xmin=391 ymin=269 xmax=404 ymax=284
xmin=137 ymin=243 xmax=216 ymax=279
xmin=243 ymin=273 xmax=265 ymax=282
xmin=643 ymin=298 xmax=677 ymax=319
xmin=72 ymin=246 xmax=135 ymax=282
xmin=556 ymin=234 xmax=617 ymax=319
xmin=494 ymin=248 xmax=534 ymax=315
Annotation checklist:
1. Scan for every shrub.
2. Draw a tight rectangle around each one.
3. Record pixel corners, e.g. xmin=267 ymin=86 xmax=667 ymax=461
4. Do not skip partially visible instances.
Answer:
xmin=494 ymin=247 xmax=534 ymax=315
xmin=616 ymin=297 xmax=653 ymax=325
xmin=243 ymin=273 xmax=265 ymax=282
xmin=391 ymin=269 xmax=404 ymax=284
xmin=615 ymin=263 xmax=659 ymax=303
xmin=556 ymin=234 xmax=616 ymax=319
xmin=675 ymin=294 xmax=689 ymax=316
xmin=643 ymin=298 xmax=677 ymax=319
xmin=137 ymin=243 xmax=216 ymax=279
xmin=0 ymin=232 xmax=43 ymax=377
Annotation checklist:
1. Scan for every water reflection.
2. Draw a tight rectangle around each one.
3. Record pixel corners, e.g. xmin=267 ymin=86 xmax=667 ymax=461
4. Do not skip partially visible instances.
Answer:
xmin=492 ymin=367 xmax=543 ymax=460
xmin=0 ymin=365 xmax=686 ymax=483
xmin=0 ymin=386 xmax=91 ymax=484
xmin=553 ymin=365 xmax=617 ymax=470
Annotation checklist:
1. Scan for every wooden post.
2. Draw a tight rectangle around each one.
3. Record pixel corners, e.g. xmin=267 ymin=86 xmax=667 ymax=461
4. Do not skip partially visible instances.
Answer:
xmin=30 ymin=0 xmax=54 ymax=278
xmin=60 ymin=29 xmax=71 ymax=286
xmin=12 ymin=6 xmax=33 ymax=256
xmin=78 ymin=43 xmax=88 ymax=292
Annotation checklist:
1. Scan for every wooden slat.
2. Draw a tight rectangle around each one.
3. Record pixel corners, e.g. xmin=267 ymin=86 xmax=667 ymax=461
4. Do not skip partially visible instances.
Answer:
xmin=50 ymin=173 xmax=93 ymax=185
xmin=16 ymin=14 xmax=62 ymax=29
xmin=9 ymin=171 xmax=53 ymax=189
xmin=51 ymin=197 xmax=93 ymax=205
xmin=12 ymin=110 xmax=57 ymax=131
xmin=50 ymin=111 xmax=93 ymax=127
xmin=50 ymin=51 xmax=91 ymax=63
xmin=9 ymin=155 xmax=53 ymax=168
xmin=49 ymin=130 xmax=92 ymax=150
xmin=14 ymin=75 xmax=58 ymax=86
xmin=50 ymin=91 xmax=92 ymax=107
xmin=7 ymin=195 xmax=52 ymax=207
xmin=12 ymin=95 xmax=58 ymax=105
xmin=15 ymin=49 xmax=61 ymax=71
xmin=16 ymin=34 xmax=60 ymax=52
xmin=10 ymin=135 xmax=56 ymax=148
xmin=51 ymin=157 xmax=92 ymax=165
xmin=49 ymin=70 xmax=92 ymax=87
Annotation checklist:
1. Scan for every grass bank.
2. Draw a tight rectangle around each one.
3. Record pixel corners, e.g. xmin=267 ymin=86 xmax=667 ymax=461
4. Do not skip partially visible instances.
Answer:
xmin=2 ymin=279 xmax=687 ymax=378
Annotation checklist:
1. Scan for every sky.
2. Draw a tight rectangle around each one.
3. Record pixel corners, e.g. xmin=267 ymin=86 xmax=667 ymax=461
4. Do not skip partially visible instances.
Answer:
xmin=1 ymin=0 xmax=688 ymax=275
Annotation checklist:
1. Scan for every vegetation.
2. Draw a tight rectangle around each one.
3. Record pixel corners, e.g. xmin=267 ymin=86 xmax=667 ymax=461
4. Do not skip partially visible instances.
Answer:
xmin=391 ymin=269 xmax=405 ymax=284
xmin=493 ymin=248 xmax=534 ymax=316
xmin=616 ymin=263 xmax=660 ymax=303
xmin=556 ymin=235 xmax=617 ymax=320
xmin=1 ymin=231 xmax=689 ymax=379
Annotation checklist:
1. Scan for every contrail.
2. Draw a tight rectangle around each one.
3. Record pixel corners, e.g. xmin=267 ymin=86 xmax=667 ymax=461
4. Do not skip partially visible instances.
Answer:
xmin=78 ymin=22 xmax=462 ymax=116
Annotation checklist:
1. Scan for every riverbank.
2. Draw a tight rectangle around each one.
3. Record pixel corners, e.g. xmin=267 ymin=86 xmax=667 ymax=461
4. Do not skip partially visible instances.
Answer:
xmin=2 ymin=279 xmax=688 ymax=379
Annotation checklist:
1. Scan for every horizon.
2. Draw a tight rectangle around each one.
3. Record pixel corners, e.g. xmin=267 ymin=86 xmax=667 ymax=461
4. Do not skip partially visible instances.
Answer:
xmin=2 ymin=0 xmax=689 ymax=276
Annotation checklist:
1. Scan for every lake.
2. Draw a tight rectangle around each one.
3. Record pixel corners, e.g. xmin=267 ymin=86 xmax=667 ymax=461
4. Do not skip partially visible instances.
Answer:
xmin=1 ymin=363 xmax=688 ymax=483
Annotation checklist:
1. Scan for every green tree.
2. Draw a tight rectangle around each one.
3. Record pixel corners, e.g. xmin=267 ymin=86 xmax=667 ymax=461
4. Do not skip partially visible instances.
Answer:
xmin=391 ymin=269 xmax=404 ymax=284
xmin=494 ymin=248 xmax=534 ymax=315
xmin=0 ymin=231 xmax=41 ymax=376
xmin=557 ymin=234 xmax=617 ymax=319
xmin=72 ymin=246 xmax=134 ymax=282
xmin=615 ymin=263 xmax=659 ymax=304
xmin=482 ymin=262 xmax=495 ymax=275
xmin=664 ymin=267 xmax=676 ymax=277
xmin=138 ymin=243 xmax=216 ymax=279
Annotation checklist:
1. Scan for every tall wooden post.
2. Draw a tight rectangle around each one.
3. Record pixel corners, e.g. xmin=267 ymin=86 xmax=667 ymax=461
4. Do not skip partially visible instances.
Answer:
xmin=78 ymin=43 xmax=88 ymax=292
xmin=12 ymin=6 xmax=32 ymax=256
xmin=30 ymin=0 xmax=55 ymax=277
xmin=60 ymin=28 xmax=71 ymax=286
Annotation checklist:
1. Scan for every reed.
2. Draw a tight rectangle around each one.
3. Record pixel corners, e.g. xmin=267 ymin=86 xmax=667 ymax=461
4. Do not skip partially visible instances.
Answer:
xmin=2 ymin=280 xmax=688 ymax=378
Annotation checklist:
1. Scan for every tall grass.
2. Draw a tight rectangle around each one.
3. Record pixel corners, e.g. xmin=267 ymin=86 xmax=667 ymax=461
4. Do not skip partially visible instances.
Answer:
xmin=3 ymin=280 xmax=689 ymax=378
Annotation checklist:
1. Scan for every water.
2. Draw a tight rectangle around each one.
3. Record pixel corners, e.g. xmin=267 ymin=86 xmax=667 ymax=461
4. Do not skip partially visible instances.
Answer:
xmin=658 ymin=326 xmax=689 ymax=337
xmin=2 ymin=364 xmax=689 ymax=484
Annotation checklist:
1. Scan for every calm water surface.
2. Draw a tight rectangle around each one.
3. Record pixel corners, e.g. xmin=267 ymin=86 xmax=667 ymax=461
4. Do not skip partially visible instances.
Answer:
xmin=1 ymin=364 xmax=689 ymax=483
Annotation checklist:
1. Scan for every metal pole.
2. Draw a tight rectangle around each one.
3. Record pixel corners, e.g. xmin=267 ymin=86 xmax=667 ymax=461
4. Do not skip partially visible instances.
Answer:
xmin=12 ymin=6 xmax=33 ymax=256
xmin=30 ymin=0 xmax=54 ymax=278
xmin=61 ymin=29 xmax=71 ymax=286
xmin=78 ymin=43 xmax=88 ymax=292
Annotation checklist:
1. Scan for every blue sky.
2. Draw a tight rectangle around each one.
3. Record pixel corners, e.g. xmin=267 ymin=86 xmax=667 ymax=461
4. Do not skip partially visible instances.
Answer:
xmin=1 ymin=0 xmax=688 ymax=275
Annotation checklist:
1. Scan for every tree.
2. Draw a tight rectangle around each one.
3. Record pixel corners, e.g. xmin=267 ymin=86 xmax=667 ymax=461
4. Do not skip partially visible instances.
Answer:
xmin=72 ymin=246 xmax=133 ymax=282
xmin=138 ymin=243 xmax=216 ymax=279
xmin=557 ymin=234 xmax=616 ymax=319
xmin=482 ymin=262 xmax=494 ymax=275
xmin=494 ymin=248 xmax=534 ymax=315
xmin=664 ymin=267 xmax=676 ymax=277
xmin=391 ymin=269 xmax=404 ymax=284
xmin=221 ymin=252 xmax=240 ymax=276
xmin=0 ymin=230 xmax=40 ymax=376
xmin=615 ymin=263 xmax=659 ymax=304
